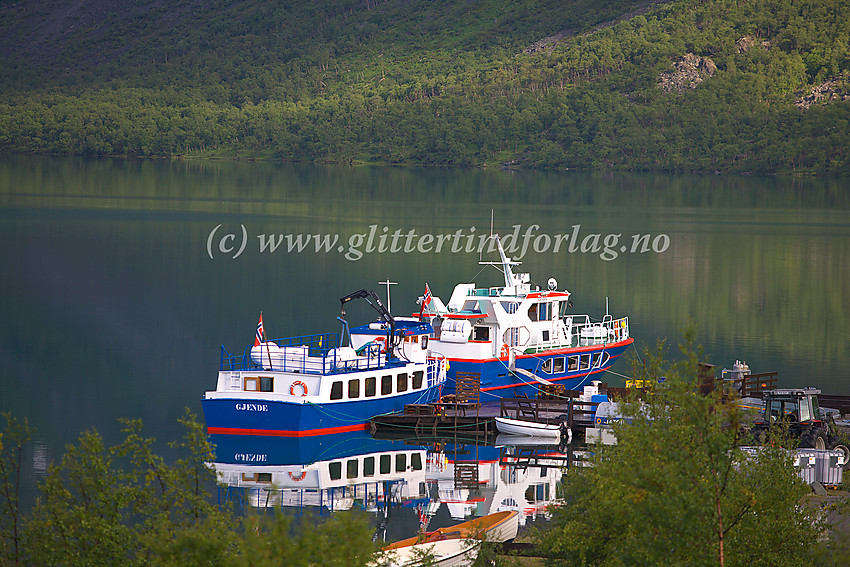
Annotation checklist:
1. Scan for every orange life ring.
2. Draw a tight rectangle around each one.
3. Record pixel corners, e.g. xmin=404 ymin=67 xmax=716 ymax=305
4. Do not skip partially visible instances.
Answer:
xmin=374 ymin=336 xmax=387 ymax=353
xmin=288 ymin=471 xmax=306 ymax=481
xmin=290 ymin=380 xmax=308 ymax=396
xmin=501 ymin=344 xmax=510 ymax=357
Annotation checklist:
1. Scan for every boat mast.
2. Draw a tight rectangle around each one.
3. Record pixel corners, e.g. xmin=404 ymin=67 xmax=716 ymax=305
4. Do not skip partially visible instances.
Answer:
xmin=479 ymin=235 xmax=521 ymax=290
xmin=378 ymin=279 xmax=397 ymax=313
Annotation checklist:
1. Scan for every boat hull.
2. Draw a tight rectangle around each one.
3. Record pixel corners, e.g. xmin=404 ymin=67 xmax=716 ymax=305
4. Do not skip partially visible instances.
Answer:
xmin=442 ymin=338 xmax=633 ymax=399
xmin=377 ymin=539 xmax=481 ymax=567
xmin=494 ymin=417 xmax=562 ymax=438
xmin=203 ymin=384 xmax=441 ymax=436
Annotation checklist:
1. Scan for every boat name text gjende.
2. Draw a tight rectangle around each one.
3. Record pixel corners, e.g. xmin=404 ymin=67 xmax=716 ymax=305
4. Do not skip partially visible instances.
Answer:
xmin=234 ymin=453 xmax=268 ymax=462
xmin=235 ymin=403 xmax=269 ymax=412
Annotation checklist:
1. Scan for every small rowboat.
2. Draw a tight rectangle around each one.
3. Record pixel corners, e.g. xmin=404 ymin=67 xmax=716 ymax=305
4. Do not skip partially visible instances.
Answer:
xmin=375 ymin=539 xmax=481 ymax=567
xmin=494 ymin=416 xmax=567 ymax=438
xmin=385 ymin=510 xmax=519 ymax=551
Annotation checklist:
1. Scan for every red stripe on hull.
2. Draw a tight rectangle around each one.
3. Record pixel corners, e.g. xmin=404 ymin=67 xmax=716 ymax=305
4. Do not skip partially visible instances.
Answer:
xmin=207 ymin=423 xmax=370 ymax=437
xmin=480 ymin=366 xmax=611 ymax=392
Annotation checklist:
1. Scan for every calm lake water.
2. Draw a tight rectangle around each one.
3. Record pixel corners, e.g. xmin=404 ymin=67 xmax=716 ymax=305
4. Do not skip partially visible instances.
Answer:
xmin=1 ymin=156 xmax=848 ymax=529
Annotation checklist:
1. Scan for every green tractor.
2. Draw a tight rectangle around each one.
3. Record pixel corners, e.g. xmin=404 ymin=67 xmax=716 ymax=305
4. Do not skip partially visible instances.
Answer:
xmin=750 ymin=388 xmax=850 ymax=469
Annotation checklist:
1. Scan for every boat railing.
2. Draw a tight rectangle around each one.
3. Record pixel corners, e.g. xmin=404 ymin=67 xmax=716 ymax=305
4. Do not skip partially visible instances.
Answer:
xmin=570 ymin=316 xmax=629 ymax=347
xmin=427 ymin=354 xmax=448 ymax=388
xmin=219 ymin=333 xmax=397 ymax=374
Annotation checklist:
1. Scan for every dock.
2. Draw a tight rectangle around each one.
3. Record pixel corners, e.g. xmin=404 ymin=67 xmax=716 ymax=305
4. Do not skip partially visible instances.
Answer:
xmin=370 ymin=387 xmax=602 ymax=438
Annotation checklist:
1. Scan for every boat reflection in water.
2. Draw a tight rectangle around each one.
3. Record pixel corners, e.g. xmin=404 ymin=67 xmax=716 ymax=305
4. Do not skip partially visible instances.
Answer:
xmin=210 ymin=430 xmax=428 ymax=514
xmin=209 ymin=430 xmax=575 ymax=536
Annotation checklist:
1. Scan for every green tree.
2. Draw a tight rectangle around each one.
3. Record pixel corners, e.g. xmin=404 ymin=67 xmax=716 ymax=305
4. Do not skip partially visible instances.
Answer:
xmin=537 ymin=333 xmax=820 ymax=567
xmin=0 ymin=412 xmax=36 ymax=566
xmin=21 ymin=409 xmax=238 ymax=567
xmin=235 ymin=511 xmax=376 ymax=567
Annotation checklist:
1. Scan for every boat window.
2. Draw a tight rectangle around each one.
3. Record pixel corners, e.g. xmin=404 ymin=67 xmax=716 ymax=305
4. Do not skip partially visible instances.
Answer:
xmin=553 ymin=357 xmax=565 ymax=373
xmin=395 ymin=453 xmax=407 ymax=472
xmin=348 ymin=379 xmax=360 ymax=399
xmin=528 ymin=304 xmax=538 ymax=321
xmin=381 ymin=375 xmax=392 ymax=395
xmin=580 ymin=355 xmax=591 ymax=370
xmin=365 ymin=377 xmax=376 ymax=397
xmin=259 ymin=376 xmax=273 ymax=392
xmin=473 ymin=326 xmax=490 ymax=341
xmin=397 ymin=373 xmax=408 ymax=392
xmin=412 ymin=371 xmax=424 ymax=389
xmin=542 ymin=359 xmax=553 ymax=373
xmin=542 ymin=330 xmax=550 ymax=342
xmin=243 ymin=377 xmax=258 ymax=391
xmin=411 ymin=453 xmax=423 ymax=471
xmin=364 ymin=456 xmax=375 ymax=477
xmin=421 ymin=336 xmax=428 ymax=349
xmin=600 ymin=353 xmax=610 ymax=367
xmin=242 ymin=473 xmax=272 ymax=483
xmin=380 ymin=455 xmax=391 ymax=474
xmin=346 ymin=459 xmax=358 ymax=479
xmin=501 ymin=301 xmax=519 ymax=314
xmin=568 ymin=356 xmax=579 ymax=371
xmin=330 ymin=381 xmax=343 ymax=400
xmin=592 ymin=353 xmax=603 ymax=368
xmin=329 ymin=462 xmax=342 ymax=480
xmin=539 ymin=302 xmax=549 ymax=321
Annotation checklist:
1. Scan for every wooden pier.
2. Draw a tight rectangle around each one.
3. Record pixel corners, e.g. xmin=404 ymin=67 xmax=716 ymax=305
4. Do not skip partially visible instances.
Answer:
xmin=370 ymin=389 xmax=601 ymax=438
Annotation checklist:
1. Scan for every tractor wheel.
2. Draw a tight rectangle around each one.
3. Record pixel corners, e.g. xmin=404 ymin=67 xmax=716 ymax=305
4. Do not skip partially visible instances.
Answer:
xmin=800 ymin=428 xmax=827 ymax=450
xmin=831 ymin=444 xmax=850 ymax=470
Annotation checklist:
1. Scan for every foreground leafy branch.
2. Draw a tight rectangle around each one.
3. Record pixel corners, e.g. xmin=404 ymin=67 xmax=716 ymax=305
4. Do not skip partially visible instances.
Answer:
xmin=536 ymin=332 xmax=822 ymax=567
xmin=0 ymin=409 xmax=377 ymax=567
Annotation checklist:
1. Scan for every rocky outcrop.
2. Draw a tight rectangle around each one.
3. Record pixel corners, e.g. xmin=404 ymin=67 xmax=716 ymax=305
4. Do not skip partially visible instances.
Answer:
xmin=524 ymin=31 xmax=573 ymax=54
xmin=795 ymin=76 xmax=850 ymax=109
xmin=657 ymin=53 xmax=717 ymax=93
xmin=735 ymin=35 xmax=771 ymax=53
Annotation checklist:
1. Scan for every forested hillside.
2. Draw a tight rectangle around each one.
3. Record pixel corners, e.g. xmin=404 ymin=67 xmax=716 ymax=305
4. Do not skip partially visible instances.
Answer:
xmin=0 ymin=0 xmax=848 ymax=174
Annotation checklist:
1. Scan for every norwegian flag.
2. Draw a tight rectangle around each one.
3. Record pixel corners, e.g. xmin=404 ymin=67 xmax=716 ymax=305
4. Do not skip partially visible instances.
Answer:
xmin=418 ymin=284 xmax=433 ymax=321
xmin=254 ymin=313 xmax=265 ymax=347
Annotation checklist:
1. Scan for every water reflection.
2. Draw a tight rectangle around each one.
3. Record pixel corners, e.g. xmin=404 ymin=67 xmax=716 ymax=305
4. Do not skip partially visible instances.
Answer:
xmin=209 ymin=430 xmax=573 ymax=537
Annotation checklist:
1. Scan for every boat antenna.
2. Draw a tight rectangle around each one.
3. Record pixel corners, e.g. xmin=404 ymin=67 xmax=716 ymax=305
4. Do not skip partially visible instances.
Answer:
xmin=481 ymin=209 xmax=494 ymax=263
xmin=378 ymin=279 xmax=397 ymax=313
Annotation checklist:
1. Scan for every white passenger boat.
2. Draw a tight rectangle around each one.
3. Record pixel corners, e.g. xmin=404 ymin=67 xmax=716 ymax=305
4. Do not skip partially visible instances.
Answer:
xmin=202 ymin=289 xmax=446 ymax=437
xmin=389 ymin=235 xmax=633 ymax=400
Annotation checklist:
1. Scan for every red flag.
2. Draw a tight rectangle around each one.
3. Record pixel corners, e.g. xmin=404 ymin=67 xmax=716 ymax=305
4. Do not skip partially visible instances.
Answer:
xmin=254 ymin=313 xmax=265 ymax=347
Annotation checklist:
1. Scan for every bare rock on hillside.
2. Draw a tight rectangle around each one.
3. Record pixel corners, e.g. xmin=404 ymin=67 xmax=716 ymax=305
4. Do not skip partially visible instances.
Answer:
xmin=657 ymin=53 xmax=717 ymax=93
xmin=735 ymin=35 xmax=771 ymax=53
xmin=795 ymin=76 xmax=850 ymax=109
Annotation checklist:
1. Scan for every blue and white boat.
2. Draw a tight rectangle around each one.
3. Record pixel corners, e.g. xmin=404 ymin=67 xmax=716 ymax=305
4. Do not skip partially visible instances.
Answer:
xmin=365 ymin=236 xmax=633 ymax=401
xmin=202 ymin=290 xmax=447 ymax=437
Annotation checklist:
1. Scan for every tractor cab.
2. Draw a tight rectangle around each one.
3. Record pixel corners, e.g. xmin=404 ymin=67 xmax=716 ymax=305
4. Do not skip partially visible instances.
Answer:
xmin=762 ymin=388 xmax=822 ymax=425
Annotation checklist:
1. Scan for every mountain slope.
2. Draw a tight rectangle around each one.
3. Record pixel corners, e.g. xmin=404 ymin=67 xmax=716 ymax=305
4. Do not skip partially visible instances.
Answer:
xmin=0 ymin=0 xmax=848 ymax=174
